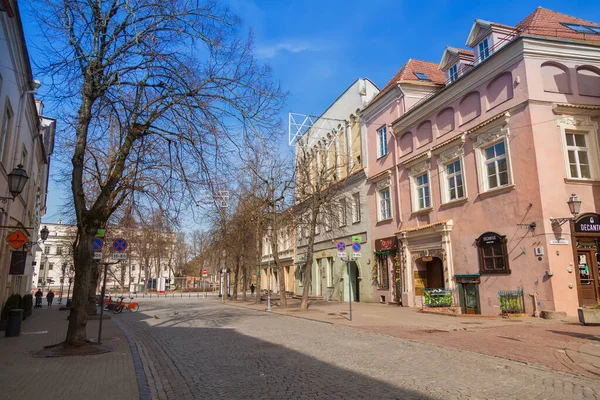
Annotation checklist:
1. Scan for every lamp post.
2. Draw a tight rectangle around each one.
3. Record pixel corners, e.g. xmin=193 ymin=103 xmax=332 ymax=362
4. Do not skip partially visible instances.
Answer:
xmin=66 ymin=276 xmax=73 ymax=305
xmin=221 ymin=250 xmax=226 ymax=303
xmin=266 ymin=225 xmax=272 ymax=312
xmin=550 ymin=194 xmax=582 ymax=228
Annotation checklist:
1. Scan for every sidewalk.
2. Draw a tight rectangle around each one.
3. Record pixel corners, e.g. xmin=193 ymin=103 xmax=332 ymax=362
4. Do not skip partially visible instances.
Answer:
xmin=0 ymin=306 xmax=138 ymax=400
xmin=223 ymin=296 xmax=600 ymax=378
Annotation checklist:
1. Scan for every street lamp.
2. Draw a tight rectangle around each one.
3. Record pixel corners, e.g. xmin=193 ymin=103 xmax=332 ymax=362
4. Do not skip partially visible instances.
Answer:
xmin=66 ymin=276 xmax=73 ymax=306
xmin=40 ymin=225 xmax=49 ymax=242
xmin=0 ymin=164 xmax=29 ymax=213
xmin=551 ymin=194 xmax=583 ymax=228
xmin=58 ymin=262 xmax=66 ymax=304
xmin=221 ymin=250 xmax=226 ymax=303
xmin=266 ymin=225 xmax=272 ymax=312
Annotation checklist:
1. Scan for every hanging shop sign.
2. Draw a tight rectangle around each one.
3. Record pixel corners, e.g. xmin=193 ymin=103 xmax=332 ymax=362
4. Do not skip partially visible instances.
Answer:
xmin=375 ymin=237 xmax=398 ymax=252
xmin=9 ymin=251 xmax=27 ymax=275
xmin=574 ymin=214 xmax=600 ymax=233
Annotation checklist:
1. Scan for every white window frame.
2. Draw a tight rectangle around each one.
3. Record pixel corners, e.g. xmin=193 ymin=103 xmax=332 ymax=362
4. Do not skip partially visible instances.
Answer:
xmin=374 ymin=176 xmax=393 ymax=221
xmin=415 ymin=173 xmax=431 ymax=210
xmin=408 ymin=158 xmax=432 ymax=213
xmin=448 ymin=63 xmax=459 ymax=83
xmin=477 ymin=37 xmax=490 ymax=63
xmin=338 ymin=198 xmax=347 ymax=227
xmin=378 ymin=187 xmax=392 ymax=221
xmin=0 ymin=99 xmax=14 ymax=168
xmin=377 ymin=125 xmax=388 ymax=158
xmin=437 ymin=142 xmax=467 ymax=204
xmin=473 ymin=126 xmax=514 ymax=193
xmin=557 ymin=115 xmax=600 ymax=181
xmin=352 ymin=192 xmax=361 ymax=223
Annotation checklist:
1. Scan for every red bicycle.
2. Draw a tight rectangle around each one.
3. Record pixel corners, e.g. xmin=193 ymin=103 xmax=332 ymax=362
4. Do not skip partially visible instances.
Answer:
xmin=112 ymin=296 xmax=139 ymax=313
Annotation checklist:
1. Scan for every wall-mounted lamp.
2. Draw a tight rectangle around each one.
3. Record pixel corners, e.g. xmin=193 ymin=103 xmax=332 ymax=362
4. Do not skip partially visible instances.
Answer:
xmin=0 ymin=165 xmax=29 ymax=213
xmin=550 ymin=194 xmax=582 ymax=228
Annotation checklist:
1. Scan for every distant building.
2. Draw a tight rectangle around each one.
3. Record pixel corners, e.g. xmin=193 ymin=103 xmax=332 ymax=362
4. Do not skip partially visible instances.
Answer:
xmin=0 ymin=1 xmax=56 ymax=303
xmin=33 ymin=222 xmax=177 ymax=295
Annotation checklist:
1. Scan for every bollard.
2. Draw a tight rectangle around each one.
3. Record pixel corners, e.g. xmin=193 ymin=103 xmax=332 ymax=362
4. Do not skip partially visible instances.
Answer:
xmin=5 ymin=309 xmax=23 ymax=337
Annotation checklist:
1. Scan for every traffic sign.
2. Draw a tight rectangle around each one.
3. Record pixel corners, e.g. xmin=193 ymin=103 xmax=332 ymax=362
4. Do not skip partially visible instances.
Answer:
xmin=337 ymin=252 xmax=346 ymax=258
xmin=202 ymin=269 xmax=208 ymax=277
xmin=112 ymin=238 xmax=128 ymax=252
xmin=93 ymin=252 xmax=102 ymax=260
xmin=93 ymin=237 xmax=104 ymax=252
xmin=111 ymin=253 xmax=128 ymax=260
xmin=352 ymin=235 xmax=362 ymax=243
xmin=336 ymin=241 xmax=346 ymax=252
xmin=6 ymin=230 xmax=28 ymax=249
xmin=352 ymin=242 xmax=361 ymax=252
xmin=352 ymin=252 xmax=362 ymax=258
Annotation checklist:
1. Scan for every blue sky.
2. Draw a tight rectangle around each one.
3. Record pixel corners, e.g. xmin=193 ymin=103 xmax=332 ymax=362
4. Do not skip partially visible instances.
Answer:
xmin=22 ymin=1 xmax=600 ymax=224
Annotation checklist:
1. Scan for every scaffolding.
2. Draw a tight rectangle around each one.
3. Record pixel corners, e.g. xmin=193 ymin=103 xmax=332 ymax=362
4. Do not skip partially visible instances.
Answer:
xmin=288 ymin=112 xmax=346 ymax=151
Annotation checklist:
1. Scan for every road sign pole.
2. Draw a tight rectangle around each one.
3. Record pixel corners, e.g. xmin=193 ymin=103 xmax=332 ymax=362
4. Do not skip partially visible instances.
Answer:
xmin=348 ymin=261 xmax=352 ymax=322
xmin=98 ymin=260 xmax=120 ymax=345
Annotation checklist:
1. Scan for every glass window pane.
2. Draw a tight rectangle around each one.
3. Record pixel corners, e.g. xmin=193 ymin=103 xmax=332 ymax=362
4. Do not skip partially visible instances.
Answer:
xmin=485 ymin=146 xmax=495 ymax=160
xmin=447 ymin=163 xmax=454 ymax=174
xmin=581 ymin=165 xmax=591 ymax=179
xmin=485 ymin=258 xmax=494 ymax=270
xmin=457 ymin=183 xmax=464 ymax=198
xmin=454 ymin=160 xmax=461 ymax=172
xmin=499 ymin=171 xmax=508 ymax=186
xmin=578 ymin=151 xmax=589 ymax=165
xmin=483 ymin=245 xmax=493 ymax=257
xmin=566 ymin=133 xmax=574 ymax=146
xmin=423 ymin=174 xmax=428 ymax=184
xmin=497 ymin=158 xmax=507 ymax=173
xmin=488 ymin=174 xmax=498 ymax=189
xmin=570 ymin=164 xmax=580 ymax=178
xmin=495 ymin=257 xmax=504 ymax=270
xmin=495 ymin=141 xmax=505 ymax=156
xmin=575 ymin=134 xmax=586 ymax=147
xmin=568 ymin=150 xmax=576 ymax=164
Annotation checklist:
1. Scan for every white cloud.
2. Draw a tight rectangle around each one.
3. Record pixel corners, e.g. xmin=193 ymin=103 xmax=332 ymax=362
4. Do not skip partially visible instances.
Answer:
xmin=255 ymin=41 xmax=324 ymax=59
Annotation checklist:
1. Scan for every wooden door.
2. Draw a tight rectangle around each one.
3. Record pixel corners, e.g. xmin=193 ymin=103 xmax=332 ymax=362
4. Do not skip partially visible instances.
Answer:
xmin=426 ymin=258 xmax=444 ymax=289
xmin=576 ymin=250 xmax=599 ymax=306
xmin=460 ymin=283 xmax=480 ymax=314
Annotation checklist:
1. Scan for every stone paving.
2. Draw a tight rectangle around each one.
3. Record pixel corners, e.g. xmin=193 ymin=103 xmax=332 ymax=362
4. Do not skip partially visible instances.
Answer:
xmin=118 ymin=298 xmax=600 ymax=399
xmin=0 ymin=306 xmax=138 ymax=400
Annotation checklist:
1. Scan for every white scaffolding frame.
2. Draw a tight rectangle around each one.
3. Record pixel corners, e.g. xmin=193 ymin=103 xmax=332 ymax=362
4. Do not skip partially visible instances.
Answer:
xmin=288 ymin=112 xmax=347 ymax=151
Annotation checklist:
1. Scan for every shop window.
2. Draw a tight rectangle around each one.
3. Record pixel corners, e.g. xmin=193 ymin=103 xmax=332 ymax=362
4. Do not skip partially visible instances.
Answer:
xmin=377 ymin=254 xmax=389 ymax=289
xmin=476 ymin=232 xmax=510 ymax=274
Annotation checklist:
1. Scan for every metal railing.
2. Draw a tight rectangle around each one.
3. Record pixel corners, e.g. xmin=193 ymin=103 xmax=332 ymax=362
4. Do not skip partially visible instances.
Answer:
xmin=498 ymin=288 xmax=525 ymax=314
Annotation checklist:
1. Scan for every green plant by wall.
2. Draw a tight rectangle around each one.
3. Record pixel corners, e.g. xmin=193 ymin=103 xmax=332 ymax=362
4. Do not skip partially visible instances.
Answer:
xmin=498 ymin=289 xmax=524 ymax=313
xmin=1 ymin=294 xmax=23 ymax=320
xmin=23 ymin=294 xmax=33 ymax=316
xmin=423 ymin=289 xmax=453 ymax=307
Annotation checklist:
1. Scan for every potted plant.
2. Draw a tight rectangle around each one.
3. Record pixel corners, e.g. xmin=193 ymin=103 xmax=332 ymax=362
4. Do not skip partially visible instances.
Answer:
xmin=578 ymin=302 xmax=600 ymax=326
xmin=22 ymin=294 xmax=33 ymax=319
xmin=0 ymin=294 xmax=23 ymax=330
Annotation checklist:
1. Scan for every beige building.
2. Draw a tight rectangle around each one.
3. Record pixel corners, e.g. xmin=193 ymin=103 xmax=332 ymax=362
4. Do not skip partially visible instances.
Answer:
xmin=0 ymin=1 xmax=55 ymax=303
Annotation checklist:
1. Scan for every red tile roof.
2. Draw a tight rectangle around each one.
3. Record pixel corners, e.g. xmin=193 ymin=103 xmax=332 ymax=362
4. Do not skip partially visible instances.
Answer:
xmin=369 ymin=59 xmax=445 ymax=106
xmin=517 ymin=7 xmax=600 ymax=43
xmin=456 ymin=48 xmax=474 ymax=56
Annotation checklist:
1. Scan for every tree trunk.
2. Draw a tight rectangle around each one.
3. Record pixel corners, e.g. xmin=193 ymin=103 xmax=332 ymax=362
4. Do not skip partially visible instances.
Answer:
xmin=241 ymin=260 xmax=247 ymax=302
xmin=65 ymin=228 xmax=95 ymax=346
xmin=232 ymin=255 xmax=240 ymax=301
xmin=300 ymin=203 xmax=319 ymax=310
xmin=86 ymin=264 xmax=99 ymax=315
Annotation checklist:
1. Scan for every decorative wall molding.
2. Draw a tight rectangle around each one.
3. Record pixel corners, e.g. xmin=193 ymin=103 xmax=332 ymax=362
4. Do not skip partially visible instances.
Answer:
xmin=473 ymin=127 xmax=510 ymax=149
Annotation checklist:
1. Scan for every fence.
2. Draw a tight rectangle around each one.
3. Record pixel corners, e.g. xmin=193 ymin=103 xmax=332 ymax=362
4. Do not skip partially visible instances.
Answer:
xmin=422 ymin=288 xmax=456 ymax=308
xmin=498 ymin=289 xmax=525 ymax=314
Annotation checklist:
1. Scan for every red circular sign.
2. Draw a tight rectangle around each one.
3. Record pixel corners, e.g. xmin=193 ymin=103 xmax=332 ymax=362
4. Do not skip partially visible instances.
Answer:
xmin=202 ymin=269 xmax=208 ymax=275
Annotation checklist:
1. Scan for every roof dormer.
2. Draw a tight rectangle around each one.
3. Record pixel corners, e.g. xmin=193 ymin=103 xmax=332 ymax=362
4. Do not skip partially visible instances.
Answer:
xmin=466 ymin=19 xmax=515 ymax=65
xmin=439 ymin=47 xmax=474 ymax=84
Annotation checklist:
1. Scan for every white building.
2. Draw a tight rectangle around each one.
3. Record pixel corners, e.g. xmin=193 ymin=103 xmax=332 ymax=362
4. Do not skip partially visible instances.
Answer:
xmin=0 ymin=1 xmax=55 ymax=303
xmin=33 ymin=222 xmax=178 ymax=294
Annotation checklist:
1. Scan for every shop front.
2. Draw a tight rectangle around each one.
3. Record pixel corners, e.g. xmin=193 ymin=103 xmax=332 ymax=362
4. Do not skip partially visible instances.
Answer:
xmin=572 ymin=213 xmax=600 ymax=307
xmin=373 ymin=237 xmax=399 ymax=304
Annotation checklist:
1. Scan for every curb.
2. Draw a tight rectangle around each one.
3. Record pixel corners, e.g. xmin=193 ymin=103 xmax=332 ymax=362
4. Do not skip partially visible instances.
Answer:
xmin=112 ymin=318 xmax=151 ymax=400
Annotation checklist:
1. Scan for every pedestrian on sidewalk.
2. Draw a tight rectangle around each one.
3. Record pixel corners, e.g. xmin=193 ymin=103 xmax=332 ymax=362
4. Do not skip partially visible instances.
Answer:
xmin=250 ymin=283 xmax=255 ymax=295
xmin=46 ymin=290 xmax=55 ymax=307
xmin=35 ymin=288 xmax=43 ymax=308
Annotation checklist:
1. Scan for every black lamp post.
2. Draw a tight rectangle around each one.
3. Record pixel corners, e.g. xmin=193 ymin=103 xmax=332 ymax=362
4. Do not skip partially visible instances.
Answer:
xmin=40 ymin=225 xmax=49 ymax=242
xmin=66 ymin=277 xmax=73 ymax=305
xmin=0 ymin=164 xmax=29 ymax=211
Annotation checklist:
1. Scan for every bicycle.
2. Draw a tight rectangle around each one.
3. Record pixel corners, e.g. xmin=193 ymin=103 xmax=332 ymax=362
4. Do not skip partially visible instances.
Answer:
xmin=112 ymin=296 xmax=139 ymax=313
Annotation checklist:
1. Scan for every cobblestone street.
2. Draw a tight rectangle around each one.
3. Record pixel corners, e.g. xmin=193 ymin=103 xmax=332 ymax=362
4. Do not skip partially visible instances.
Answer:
xmin=117 ymin=298 xmax=600 ymax=400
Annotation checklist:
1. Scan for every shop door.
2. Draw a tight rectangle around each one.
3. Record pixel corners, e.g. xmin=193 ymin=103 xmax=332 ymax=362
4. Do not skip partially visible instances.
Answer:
xmin=576 ymin=250 xmax=599 ymax=306
xmin=460 ymin=283 xmax=480 ymax=314
xmin=426 ymin=258 xmax=444 ymax=289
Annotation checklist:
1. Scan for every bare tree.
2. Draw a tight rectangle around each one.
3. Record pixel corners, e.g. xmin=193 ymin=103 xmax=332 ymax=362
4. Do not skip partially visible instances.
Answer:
xmin=32 ymin=0 xmax=284 ymax=346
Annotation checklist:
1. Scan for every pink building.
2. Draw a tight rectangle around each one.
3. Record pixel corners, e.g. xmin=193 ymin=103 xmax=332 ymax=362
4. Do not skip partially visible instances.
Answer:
xmin=365 ymin=7 xmax=600 ymax=316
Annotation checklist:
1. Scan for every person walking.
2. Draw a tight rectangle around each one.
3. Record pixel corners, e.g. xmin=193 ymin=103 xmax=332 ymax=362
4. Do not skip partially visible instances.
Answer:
xmin=35 ymin=289 xmax=43 ymax=308
xmin=250 ymin=283 xmax=255 ymax=296
xmin=46 ymin=290 xmax=55 ymax=307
